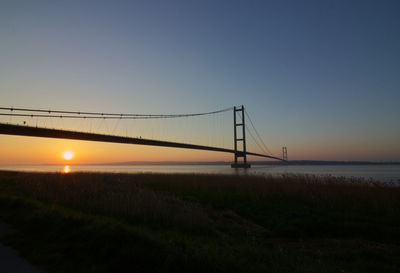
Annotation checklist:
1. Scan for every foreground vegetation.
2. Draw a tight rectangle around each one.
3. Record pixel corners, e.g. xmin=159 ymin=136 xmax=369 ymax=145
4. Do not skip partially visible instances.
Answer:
xmin=0 ymin=171 xmax=399 ymax=273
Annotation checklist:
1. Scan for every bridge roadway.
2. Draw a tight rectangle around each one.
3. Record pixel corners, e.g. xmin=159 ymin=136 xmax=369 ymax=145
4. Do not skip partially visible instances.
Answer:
xmin=0 ymin=123 xmax=284 ymax=161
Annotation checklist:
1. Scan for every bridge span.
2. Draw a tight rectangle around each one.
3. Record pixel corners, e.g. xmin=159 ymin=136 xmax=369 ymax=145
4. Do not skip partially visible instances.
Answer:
xmin=0 ymin=123 xmax=284 ymax=162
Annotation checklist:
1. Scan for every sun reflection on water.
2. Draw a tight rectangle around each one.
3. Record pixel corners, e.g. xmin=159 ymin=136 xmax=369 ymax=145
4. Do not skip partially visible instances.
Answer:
xmin=62 ymin=165 xmax=71 ymax=174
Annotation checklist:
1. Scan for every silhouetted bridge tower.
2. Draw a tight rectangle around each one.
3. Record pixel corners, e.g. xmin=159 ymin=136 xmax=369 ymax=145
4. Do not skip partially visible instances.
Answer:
xmin=282 ymin=146 xmax=288 ymax=161
xmin=232 ymin=105 xmax=250 ymax=168
xmin=0 ymin=106 xmax=287 ymax=167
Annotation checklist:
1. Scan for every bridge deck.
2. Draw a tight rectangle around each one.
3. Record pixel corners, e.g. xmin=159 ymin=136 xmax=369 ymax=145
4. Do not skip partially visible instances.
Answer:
xmin=0 ymin=123 xmax=283 ymax=161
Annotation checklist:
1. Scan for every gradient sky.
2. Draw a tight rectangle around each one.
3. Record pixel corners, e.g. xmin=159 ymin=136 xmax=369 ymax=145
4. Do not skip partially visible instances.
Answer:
xmin=1 ymin=0 xmax=400 ymax=164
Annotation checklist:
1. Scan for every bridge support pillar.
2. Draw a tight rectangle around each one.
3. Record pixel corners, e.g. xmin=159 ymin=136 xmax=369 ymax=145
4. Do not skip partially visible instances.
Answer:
xmin=231 ymin=105 xmax=251 ymax=168
xmin=282 ymin=146 xmax=288 ymax=161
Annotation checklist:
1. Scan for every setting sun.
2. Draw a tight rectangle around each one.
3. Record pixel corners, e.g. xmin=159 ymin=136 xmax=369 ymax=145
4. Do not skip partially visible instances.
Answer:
xmin=62 ymin=150 xmax=74 ymax=161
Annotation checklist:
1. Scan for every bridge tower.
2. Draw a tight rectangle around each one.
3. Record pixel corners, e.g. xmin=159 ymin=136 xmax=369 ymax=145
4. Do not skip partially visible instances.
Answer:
xmin=231 ymin=105 xmax=251 ymax=168
xmin=282 ymin=146 xmax=288 ymax=161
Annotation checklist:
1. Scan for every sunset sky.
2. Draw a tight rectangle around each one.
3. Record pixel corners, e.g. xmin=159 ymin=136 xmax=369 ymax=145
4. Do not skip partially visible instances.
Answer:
xmin=1 ymin=0 xmax=399 ymax=164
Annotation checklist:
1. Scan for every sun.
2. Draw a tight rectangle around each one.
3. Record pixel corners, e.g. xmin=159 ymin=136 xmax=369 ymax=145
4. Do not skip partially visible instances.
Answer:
xmin=62 ymin=150 xmax=74 ymax=161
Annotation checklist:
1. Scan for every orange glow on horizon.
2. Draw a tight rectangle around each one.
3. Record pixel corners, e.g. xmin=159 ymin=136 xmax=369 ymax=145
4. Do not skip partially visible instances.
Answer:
xmin=0 ymin=135 xmax=235 ymax=164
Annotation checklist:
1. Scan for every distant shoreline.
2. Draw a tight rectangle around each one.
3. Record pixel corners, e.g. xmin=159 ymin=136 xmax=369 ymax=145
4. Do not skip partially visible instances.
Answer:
xmin=5 ymin=160 xmax=399 ymax=166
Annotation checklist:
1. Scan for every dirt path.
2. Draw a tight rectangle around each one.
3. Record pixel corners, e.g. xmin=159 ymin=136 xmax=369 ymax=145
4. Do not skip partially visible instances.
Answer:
xmin=0 ymin=222 xmax=46 ymax=273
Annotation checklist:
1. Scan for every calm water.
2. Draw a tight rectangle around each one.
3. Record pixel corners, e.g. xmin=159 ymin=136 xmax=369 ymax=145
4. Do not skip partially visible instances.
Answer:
xmin=1 ymin=164 xmax=400 ymax=183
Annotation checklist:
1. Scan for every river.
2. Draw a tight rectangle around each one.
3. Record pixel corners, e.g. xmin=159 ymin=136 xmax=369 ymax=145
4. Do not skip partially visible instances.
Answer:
xmin=1 ymin=164 xmax=400 ymax=183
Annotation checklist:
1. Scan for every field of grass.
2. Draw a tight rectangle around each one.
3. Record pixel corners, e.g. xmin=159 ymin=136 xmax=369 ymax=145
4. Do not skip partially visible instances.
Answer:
xmin=0 ymin=171 xmax=400 ymax=273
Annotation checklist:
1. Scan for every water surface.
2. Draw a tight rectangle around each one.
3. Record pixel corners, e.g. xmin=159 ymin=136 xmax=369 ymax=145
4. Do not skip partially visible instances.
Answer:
xmin=1 ymin=164 xmax=400 ymax=183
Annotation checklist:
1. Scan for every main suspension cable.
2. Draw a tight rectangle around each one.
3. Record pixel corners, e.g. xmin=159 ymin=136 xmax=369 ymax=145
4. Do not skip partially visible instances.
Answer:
xmin=0 ymin=106 xmax=233 ymax=119
xmin=0 ymin=113 xmax=221 ymax=119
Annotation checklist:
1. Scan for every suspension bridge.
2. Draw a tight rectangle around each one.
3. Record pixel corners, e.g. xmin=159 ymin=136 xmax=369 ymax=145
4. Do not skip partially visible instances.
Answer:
xmin=0 ymin=106 xmax=287 ymax=168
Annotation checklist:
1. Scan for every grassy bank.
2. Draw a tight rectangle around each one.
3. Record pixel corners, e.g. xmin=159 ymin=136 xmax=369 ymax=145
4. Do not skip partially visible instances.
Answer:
xmin=0 ymin=171 xmax=399 ymax=272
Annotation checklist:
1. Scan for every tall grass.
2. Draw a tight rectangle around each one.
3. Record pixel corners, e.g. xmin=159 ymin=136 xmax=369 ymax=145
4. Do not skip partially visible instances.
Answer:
xmin=6 ymin=171 xmax=399 ymax=237
xmin=11 ymin=172 xmax=271 ymax=235
xmin=1 ymin=171 xmax=400 ymax=273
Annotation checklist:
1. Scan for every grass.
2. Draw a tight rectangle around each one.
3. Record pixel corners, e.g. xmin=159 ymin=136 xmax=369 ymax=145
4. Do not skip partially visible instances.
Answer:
xmin=0 ymin=171 xmax=400 ymax=272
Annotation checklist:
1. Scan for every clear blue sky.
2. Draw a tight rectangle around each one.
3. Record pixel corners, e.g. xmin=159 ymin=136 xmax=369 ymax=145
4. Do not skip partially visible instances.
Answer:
xmin=1 ymin=0 xmax=399 ymax=162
